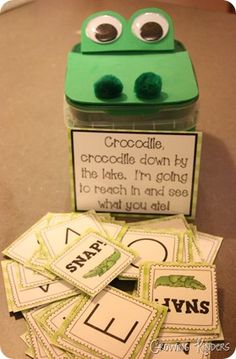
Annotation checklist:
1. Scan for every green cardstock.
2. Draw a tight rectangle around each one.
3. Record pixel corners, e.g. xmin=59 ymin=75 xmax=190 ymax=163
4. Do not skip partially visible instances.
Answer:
xmin=65 ymin=50 xmax=198 ymax=105
xmin=81 ymin=8 xmax=174 ymax=53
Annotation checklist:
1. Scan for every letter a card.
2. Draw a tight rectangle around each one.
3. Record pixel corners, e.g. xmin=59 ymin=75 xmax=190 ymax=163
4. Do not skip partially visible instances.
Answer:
xmin=1 ymin=260 xmax=79 ymax=312
xmin=53 ymin=286 xmax=167 ymax=359
xmin=139 ymin=263 xmax=219 ymax=334
xmin=48 ymin=231 xmax=136 ymax=296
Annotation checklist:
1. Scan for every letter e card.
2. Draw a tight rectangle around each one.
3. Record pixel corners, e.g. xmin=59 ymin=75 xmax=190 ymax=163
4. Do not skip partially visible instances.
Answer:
xmin=54 ymin=286 xmax=167 ymax=359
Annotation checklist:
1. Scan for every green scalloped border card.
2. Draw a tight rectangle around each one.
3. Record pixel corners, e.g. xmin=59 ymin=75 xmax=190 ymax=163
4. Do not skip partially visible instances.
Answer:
xmin=47 ymin=230 xmax=137 ymax=296
xmin=52 ymin=285 xmax=167 ymax=359
xmin=138 ymin=262 xmax=219 ymax=334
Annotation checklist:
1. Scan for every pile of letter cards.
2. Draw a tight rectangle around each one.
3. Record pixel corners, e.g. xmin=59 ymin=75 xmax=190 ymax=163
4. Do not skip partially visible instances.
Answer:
xmin=1 ymin=211 xmax=224 ymax=358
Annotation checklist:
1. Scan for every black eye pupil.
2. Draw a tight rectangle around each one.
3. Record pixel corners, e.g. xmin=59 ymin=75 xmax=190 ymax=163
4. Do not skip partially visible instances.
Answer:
xmin=140 ymin=21 xmax=163 ymax=41
xmin=95 ymin=23 xmax=118 ymax=42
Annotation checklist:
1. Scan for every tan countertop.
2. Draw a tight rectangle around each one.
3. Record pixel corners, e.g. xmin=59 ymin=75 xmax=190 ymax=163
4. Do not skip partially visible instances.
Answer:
xmin=0 ymin=1 xmax=235 ymax=358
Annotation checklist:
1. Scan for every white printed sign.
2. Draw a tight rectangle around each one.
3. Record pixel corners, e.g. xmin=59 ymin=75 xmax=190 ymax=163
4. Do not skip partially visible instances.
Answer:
xmin=70 ymin=130 xmax=201 ymax=218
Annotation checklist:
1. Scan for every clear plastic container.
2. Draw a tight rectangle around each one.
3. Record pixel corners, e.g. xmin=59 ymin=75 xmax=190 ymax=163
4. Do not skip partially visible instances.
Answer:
xmin=64 ymin=8 xmax=201 ymax=218
xmin=65 ymin=99 xmax=198 ymax=131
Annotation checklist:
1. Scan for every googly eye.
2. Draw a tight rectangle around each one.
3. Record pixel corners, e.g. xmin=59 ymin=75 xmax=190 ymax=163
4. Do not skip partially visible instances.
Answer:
xmin=86 ymin=15 xmax=122 ymax=44
xmin=132 ymin=12 xmax=169 ymax=42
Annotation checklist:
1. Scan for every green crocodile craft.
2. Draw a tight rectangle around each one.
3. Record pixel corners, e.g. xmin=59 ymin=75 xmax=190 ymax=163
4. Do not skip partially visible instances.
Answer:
xmin=83 ymin=249 xmax=121 ymax=278
xmin=155 ymin=275 xmax=206 ymax=290
xmin=65 ymin=8 xmax=199 ymax=106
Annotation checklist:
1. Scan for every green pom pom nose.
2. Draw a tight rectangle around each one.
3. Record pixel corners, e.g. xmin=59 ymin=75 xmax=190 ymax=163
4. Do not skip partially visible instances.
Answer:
xmin=94 ymin=75 xmax=123 ymax=99
xmin=134 ymin=72 xmax=162 ymax=99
